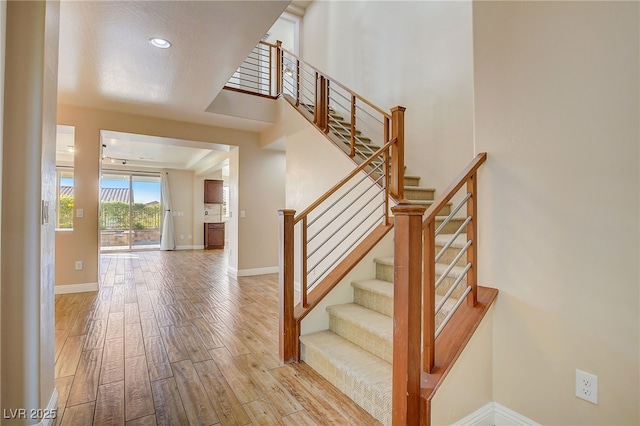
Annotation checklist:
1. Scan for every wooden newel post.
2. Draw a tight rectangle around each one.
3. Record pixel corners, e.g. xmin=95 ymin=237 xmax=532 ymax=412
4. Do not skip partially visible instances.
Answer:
xmin=275 ymin=41 xmax=283 ymax=95
xmin=391 ymin=203 xmax=425 ymax=426
xmin=391 ymin=106 xmax=406 ymax=200
xmin=278 ymin=209 xmax=297 ymax=362
xmin=316 ymin=74 xmax=328 ymax=132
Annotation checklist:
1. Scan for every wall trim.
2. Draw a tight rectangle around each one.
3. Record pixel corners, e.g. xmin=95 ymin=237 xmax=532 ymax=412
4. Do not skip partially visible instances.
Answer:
xmin=452 ymin=402 xmax=494 ymax=426
xmin=54 ymin=282 xmax=98 ymax=294
xmin=35 ymin=388 xmax=58 ymax=426
xmin=494 ymin=403 xmax=540 ymax=426
xmin=175 ymin=245 xmax=204 ymax=250
xmin=228 ymin=266 xmax=279 ymax=278
xmin=453 ymin=402 xmax=540 ymax=426
xmin=236 ymin=266 xmax=279 ymax=277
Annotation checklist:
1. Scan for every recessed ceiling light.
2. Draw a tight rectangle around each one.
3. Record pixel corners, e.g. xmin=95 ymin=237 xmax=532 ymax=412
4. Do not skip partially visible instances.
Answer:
xmin=149 ymin=37 xmax=171 ymax=49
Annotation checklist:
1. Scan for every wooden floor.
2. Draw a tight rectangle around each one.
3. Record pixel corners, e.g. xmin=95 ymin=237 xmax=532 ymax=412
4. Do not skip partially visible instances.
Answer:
xmin=55 ymin=249 xmax=379 ymax=426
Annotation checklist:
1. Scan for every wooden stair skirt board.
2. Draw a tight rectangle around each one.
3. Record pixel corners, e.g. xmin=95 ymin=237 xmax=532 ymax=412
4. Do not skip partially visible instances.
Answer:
xmin=295 ymin=172 xmax=496 ymax=425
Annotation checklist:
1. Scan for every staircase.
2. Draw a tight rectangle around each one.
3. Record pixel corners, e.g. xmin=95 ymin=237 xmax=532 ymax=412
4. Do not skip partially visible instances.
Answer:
xmin=299 ymin=174 xmax=465 ymax=426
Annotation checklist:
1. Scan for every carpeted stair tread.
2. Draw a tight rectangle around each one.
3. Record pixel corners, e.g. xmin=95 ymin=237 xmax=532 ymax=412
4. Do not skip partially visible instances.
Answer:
xmin=374 ymin=256 xmax=394 ymax=267
xmin=435 ymin=262 xmax=468 ymax=278
xmin=351 ymin=279 xmax=394 ymax=299
xmin=300 ymin=331 xmax=391 ymax=381
xmin=404 ymin=185 xmax=436 ymax=192
xmin=352 ymin=279 xmax=394 ymax=317
xmin=435 ymin=233 xmax=468 ymax=248
xmin=327 ymin=303 xmax=392 ymax=341
xmin=299 ymin=330 xmax=392 ymax=425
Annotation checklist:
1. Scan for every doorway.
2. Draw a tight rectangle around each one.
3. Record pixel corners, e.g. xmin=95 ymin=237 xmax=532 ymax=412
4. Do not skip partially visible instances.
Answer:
xmin=100 ymin=172 xmax=162 ymax=251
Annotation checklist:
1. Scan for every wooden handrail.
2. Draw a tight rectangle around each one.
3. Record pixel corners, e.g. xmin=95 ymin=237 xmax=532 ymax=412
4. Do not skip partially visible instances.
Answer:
xmin=277 ymin=45 xmax=392 ymax=120
xmin=294 ymin=138 xmax=396 ymax=223
xmin=423 ymin=152 xmax=487 ymax=225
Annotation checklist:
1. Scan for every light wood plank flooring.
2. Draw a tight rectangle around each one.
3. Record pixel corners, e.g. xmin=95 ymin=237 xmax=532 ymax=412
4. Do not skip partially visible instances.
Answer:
xmin=55 ymin=249 xmax=379 ymax=425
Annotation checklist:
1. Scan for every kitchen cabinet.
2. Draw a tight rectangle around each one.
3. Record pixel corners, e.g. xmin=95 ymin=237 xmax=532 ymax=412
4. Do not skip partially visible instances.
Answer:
xmin=204 ymin=179 xmax=223 ymax=204
xmin=204 ymin=222 xmax=224 ymax=249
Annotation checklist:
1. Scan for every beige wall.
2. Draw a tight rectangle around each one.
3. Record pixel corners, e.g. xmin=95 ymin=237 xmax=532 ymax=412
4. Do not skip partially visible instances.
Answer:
xmin=164 ymin=168 xmax=195 ymax=248
xmin=0 ymin=0 xmax=6 ymax=412
xmin=56 ymin=105 xmax=285 ymax=285
xmin=2 ymin=0 xmax=58 ymax=420
xmin=473 ymin=2 xmax=639 ymax=424
xmin=431 ymin=305 xmax=494 ymax=425
xmin=301 ymin=0 xmax=475 ymax=194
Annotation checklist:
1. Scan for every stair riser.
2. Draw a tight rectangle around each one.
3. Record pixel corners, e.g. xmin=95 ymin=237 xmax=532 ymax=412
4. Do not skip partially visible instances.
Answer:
xmin=375 ymin=259 xmax=469 ymax=298
xmin=329 ymin=315 xmax=392 ymax=363
xmin=375 ymin=263 xmax=393 ymax=283
xmin=404 ymin=188 xmax=435 ymax=201
xmin=300 ymin=343 xmax=392 ymax=425
xmin=403 ymin=176 xmax=420 ymax=187
xmin=435 ymin=245 xmax=468 ymax=268
xmin=436 ymin=217 xmax=467 ymax=234
xmin=353 ymin=287 xmax=393 ymax=317
xmin=436 ymin=275 xmax=468 ymax=299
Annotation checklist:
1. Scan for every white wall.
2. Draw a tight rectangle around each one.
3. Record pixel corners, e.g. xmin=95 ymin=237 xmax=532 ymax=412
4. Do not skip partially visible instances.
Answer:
xmin=2 ymin=0 xmax=58 ymax=419
xmin=473 ymin=2 xmax=639 ymax=424
xmin=301 ymin=0 xmax=475 ymax=194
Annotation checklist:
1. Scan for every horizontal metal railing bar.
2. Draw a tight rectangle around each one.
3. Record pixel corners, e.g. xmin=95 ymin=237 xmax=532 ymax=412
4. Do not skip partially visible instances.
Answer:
xmin=435 ymin=285 xmax=472 ymax=338
xmin=308 ymin=185 xmax=384 ymax=256
xmin=229 ymin=72 xmax=269 ymax=84
xmin=352 ymin=116 xmax=383 ymax=139
xmin=435 ymin=216 xmax=472 ymax=262
xmin=355 ymin=103 xmax=385 ymax=125
xmin=294 ymin=140 xmax=395 ymax=223
xmin=435 ymin=239 xmax=472 ymax=290
xmin=307 ymin=198 xmax=385 ymax=273
xmin=240 ymin=55 xmax=269 ymax=67
xmin=308 ymin=209 xmax=385 ymax=289
xmin=279 ymin=46 xmax=392 ymax=120
xmin=423 ymin=153 xmax=487 ymax=225
xmin=328 ymin=97 xmax=350 ymax=118
xmin=230 ymin=67 xmax=269 ymax=78
xmin=307 ymin=177 xmax=384 ymax=246
xmin=308 ymin=165 xmax=383 ymax=229
xmin=330 ymin=88 xmax=351 ymax=104
xmin=435 ymin=262 xmax=471 ymax=315
xmin=435 ymin=192 xmax=472 ymax=236
xmin=227 ymin=82 xmax=269 ymax=94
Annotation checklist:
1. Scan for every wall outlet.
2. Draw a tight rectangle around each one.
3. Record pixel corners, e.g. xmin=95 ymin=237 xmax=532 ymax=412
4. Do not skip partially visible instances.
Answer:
xmin=76 ymin=208 xmax=83 ymax=218
xmin=75 ymin=260 xmax=83 ymax=270
xmin=576 ymin=369 xmax=598 ymax=404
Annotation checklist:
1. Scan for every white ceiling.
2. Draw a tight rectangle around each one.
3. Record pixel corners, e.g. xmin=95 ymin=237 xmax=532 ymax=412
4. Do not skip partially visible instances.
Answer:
xmin=56 ymin=0 xmax=308 ymax=170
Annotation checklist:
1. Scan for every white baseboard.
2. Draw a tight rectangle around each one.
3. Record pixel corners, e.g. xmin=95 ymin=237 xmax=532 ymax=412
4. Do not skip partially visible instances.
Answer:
xmin=54 ymin=282 xmax=98 ymax=294
xmin=175 ymin=245 xmax=204 ymax=250
xmin=35 ymin=388 xmax=58 ymax=426
xmin=236 ymin=266 xmax=278 ymax=277
xmin=494 ymin=403 xmax=540 ymax=426
xmin=228 ymin=266 xmax=278 ymax=278
xmin=453 ymin=402 xmax=540 ymax=426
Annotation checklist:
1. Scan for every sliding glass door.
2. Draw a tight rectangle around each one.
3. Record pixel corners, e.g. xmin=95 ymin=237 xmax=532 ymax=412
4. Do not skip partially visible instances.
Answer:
xmin=100 ymin=173 xmax=162 ymax=251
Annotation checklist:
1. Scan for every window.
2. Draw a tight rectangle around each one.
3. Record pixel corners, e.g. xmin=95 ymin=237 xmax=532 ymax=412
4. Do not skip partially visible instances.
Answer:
xmin=56 ymin=125 xmax=75 ymax=229
xmin=56 ymin=170 xmax=74 ymax=229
